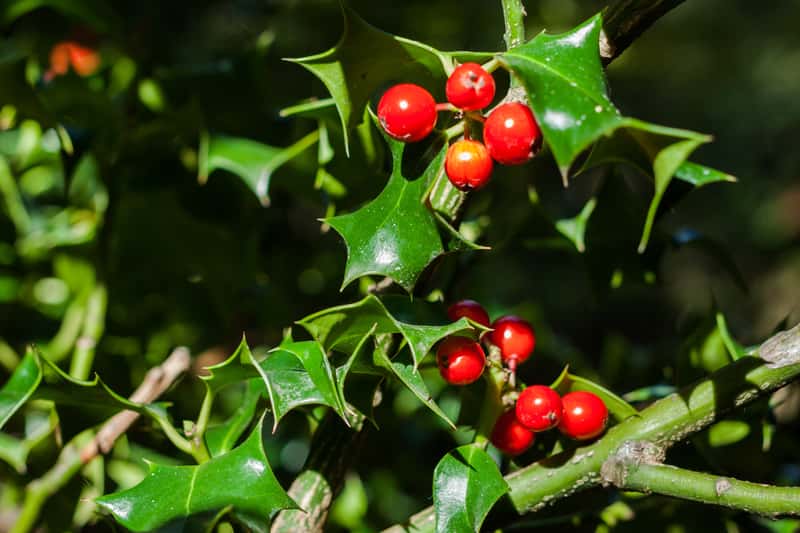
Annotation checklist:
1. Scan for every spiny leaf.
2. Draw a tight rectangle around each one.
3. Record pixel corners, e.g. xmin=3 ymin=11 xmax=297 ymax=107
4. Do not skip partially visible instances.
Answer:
xmin=325 ymin=136 xmax=446 ymax=292
xmin=433 ymin=444 xmax=509 ymax=533
xmin=202 ymin=337 xmax=357 ymax=431
xmin=198 ymin=131 xmax=319 ymax=206
xmin=298 ymin=293 xmax=481 ymax=368
xmin=582 ymin=123 xmax=730 ymax=252
xmin=0 ymin=348 xmax=41 ymax=430
xmin=96 ymin=416 xmax=296 ymax=532
xmin=372 ymin=340 xmax=455 ymax=429
xmin=503 ymin=15 xmax=621 ymax=178
xmin=286 ymin=5 xmax=451 ymax=152
xmin=503 ymin=14 xmax=727 ymax=252
xmin=554 ymin=197 xmax=597 ymax=253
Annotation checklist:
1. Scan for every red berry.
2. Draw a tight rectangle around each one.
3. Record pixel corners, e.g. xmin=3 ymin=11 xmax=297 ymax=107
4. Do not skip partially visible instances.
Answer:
xmin=447 ymin=299 xmax=490 ymax=327
xmin=483 ymin=102 xmax=542 ymax=165
xmin=445 ymin=139 xmax=493 ymax=191
xmin=515 ymin=385 xmax=562 ymax=432
xmin=559 ymin=391 xmax=609 ymax=440
xmin=490 ymin=410 xmax=535 ymax=455
xmin=49 ymin=42 xmax=71 ymax=77
xmin=489 ymin=315 xmax=535 ymax=367
xmin=445 ymin=63 xmax=496 ymax=111
xmin=436 ymin=336 xmax=486 ymax=385
xmin=377 ymin=84 xmax=437 ymax=142
xmin=67 ymin=42 xmax=100 ymax=77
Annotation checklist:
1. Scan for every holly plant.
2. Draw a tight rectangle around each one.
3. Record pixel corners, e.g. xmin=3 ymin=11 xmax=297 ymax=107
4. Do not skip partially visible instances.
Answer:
xmin=1 ymin=0 xmax=800 ymax=532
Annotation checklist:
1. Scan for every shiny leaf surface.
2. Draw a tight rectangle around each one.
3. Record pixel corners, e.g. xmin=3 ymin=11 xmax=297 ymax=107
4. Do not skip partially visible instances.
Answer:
xmin=433 ymin=444 xmax=508 ymax=533
xmin=96 ymin=416 xmax=296 ymax=531
xmin=325 ymin=137 xmax=445 ymax=292
xmin=0 ymin=349 xmax=41 ymax=429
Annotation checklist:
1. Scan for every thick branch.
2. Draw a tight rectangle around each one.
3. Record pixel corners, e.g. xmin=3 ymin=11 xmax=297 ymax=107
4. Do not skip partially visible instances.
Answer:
xmin=603 ymin=452 xmax=800 ymax=517
xmin=600 ymin=0 xmax=686 ymax=64
xmin=384 ymin=324 xmax=800 ymax=532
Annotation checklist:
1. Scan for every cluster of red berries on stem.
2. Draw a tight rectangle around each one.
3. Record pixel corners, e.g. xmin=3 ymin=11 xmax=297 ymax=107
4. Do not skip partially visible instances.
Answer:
xmin=377 ymin=62 xmax=542 ymax=191
xmin=435 ymin=299 xmax=609 ymax=456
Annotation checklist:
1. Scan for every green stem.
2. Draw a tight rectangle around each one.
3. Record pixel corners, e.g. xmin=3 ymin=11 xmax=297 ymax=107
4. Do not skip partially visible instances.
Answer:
xmin=0 ymin=155 xmax=32 ymax=235
xmin=384 ymin=325 xmax=800 ymax=532
xmin=501 ymin=0 xmax=526 ymax=49
xmin=191 ymin=387 xmax=215 ymax=463
xmin=474 ymin=363 xmax=507 ymax=447
xmin=9 ymin=431 xmax=94 ymax=533
xmin=69 ymin=284 xmax=107 ymax=380
xmin=615 ymin=462 xmax=800 ymax=517
xmin=47 ymin=294 xmax=88 ymax=363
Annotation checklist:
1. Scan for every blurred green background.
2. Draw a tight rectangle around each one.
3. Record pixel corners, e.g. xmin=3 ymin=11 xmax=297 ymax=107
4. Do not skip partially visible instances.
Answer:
xmin=1 ymin=0 xmax=799 ymax=531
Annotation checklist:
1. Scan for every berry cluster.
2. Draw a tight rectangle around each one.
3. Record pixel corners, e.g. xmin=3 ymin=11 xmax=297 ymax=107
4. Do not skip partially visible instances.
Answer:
xmin=436 ymin=299 xmax=609 ymax=456
xmin=377 ymin=63 xmax=542 ymax=191
xmin=45 ymin=40 xmax=100 ymax=81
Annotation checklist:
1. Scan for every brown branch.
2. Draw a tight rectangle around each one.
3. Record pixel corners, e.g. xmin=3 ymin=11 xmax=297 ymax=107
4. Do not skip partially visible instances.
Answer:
xmin=80 ymin=346 xmax=191 ymax=461
xmin=600 ymin=0 xmax=687 ymax=64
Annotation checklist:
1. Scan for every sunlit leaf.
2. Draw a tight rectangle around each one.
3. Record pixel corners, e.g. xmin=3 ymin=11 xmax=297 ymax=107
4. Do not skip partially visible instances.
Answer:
xmin=96 ymin=416 xmax=296 ymax=532
xmin=325 ymin=135 xmax=446 ymax=291
xmin=287 ymin=6 xmax=452 ymax=152
xmin=298 ymin=294 xmax=480 ymax=368
xmin=433 ymin=444 xmax=508 ymax=533
xmin=206 ymin=380 xmax=262 ymax=457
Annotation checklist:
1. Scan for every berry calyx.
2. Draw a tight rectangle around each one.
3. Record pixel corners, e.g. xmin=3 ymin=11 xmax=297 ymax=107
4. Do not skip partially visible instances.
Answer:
xmin=436 ymin=336 xmax=486 ymax=385
xmin=447 ymin=299 xmax=490 ymax=327
xmin=445 ymin=63 xmax=496 ymax=111
xmin=558 ymin=391 xmax=609 ymax=440
xmin=483 ymin=102 xmax=542 ymax=165
xmin=377 ymin=84 xmax=437 ymax=143
xmin=490 ymin=410 xmax=535 ymax=455
xmin=489 ymin=315 xmax=535 ymax=368
xmin=445 ymin=139 xmax=493 ymax=191
xmin=515 ymin=385 xmax=562 ymax=432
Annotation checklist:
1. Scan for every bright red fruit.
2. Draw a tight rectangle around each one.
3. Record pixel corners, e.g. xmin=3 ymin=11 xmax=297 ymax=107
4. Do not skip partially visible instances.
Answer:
xmin=445 ymin=62 xmax=496 ymax=111
xmin=490 ymin=410 xmax=535 ymax=455
xmin=447 ymin=299 xmax=490 ymax=327
xmin=377 ymin=84 xmax=437 ymax=142
xmin=67 ymin=42 xmax=101 ymax=76
xmin=559 ymin=391 xmax=609 ymax=440
xmin=483 ymin=102 xmax=542 ymax=165
xmin=436 ymin=336 xmax=486 ymax=385
xmin=445 ymin=139 xmax=493 ymax=190
xmin=515 ymin=385 xmax=562 ymax=432
xmin=489 ymin=315 xmax=535 ymax=368
xmin=49 ymin=42 xmax=71 ymax=77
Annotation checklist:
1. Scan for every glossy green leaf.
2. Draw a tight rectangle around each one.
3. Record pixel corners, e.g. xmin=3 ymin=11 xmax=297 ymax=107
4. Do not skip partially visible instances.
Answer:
xmin=256 ymin=341 xmax=349 ymax=431
xmin=433 ymin=444 xmax=508 ymax=533
xmin=287 ymin=6 xmax=450 ymax=152
xmin=373 ymin=342 xmax=455 ymax=428
xmin=298 ymin=294 xmax=478 ymax=368
xmin=198 ymin=131 xmax=319 ymax=206
xmin=675 ymin=161 xmax=737 ymax=187
xmin=503 ymin=15 xmax=622 ymax=177
xmin=96 ymin=416 xmax=296 ymax=532
xmin=31 ymin=347 xmax=150 ymax=416
xmin=0 ymin=348 xmax=41 ymax=429
xmin=203 ymin=337 xmax=358 ymax=431
xmin=325 ymin=137 xmax=445 ymax=292
xmin=206 ymin=380 xmax=262 ymax=457
xmin=554 ymin=372 xmax=637 ymax=421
